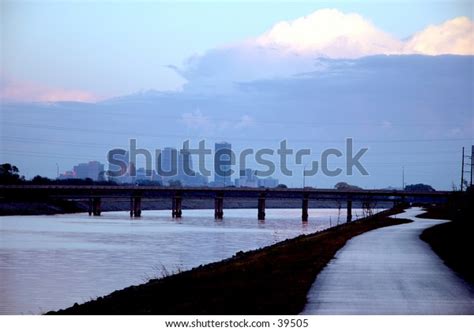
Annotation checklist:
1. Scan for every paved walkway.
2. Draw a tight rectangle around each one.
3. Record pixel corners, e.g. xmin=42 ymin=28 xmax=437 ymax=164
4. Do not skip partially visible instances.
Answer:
xmin=302 ymin=207 xmax=474 ymax=314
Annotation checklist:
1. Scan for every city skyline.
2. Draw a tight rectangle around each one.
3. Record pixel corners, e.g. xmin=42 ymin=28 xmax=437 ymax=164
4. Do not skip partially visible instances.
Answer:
xmin=1 ymin=0 xmax=474 ymax=321
xmin=1 ymin=2 xmax=473 ymax=190
xmin=59 ymin=141 xmax=282 ymax=188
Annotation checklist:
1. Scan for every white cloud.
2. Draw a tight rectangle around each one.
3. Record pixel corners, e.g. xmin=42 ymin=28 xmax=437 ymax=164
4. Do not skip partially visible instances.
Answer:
xmin=255 ymin=8 xmax=404 ymax=58
xmin=381 ymin=120 xmax=393 ymax=129
xmin=180 ymin=110 xmax=256 ymax=133
xmin=234 ymin=115 xmax=255 ymax=129
xmin=404 ymin=17 xmax=474 ymax=55
xmin=180 ymin=109 xmax=213 ymax=130
xmin=173 ymin=9 xmax=474 ymax=91
xmin=255 ymin=9 xmax=473 ymax=58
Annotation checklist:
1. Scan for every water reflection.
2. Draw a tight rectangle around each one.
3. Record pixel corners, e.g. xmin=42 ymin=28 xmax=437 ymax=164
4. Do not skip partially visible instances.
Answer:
xmin=0 ymin=208 xmax=373 ymax=314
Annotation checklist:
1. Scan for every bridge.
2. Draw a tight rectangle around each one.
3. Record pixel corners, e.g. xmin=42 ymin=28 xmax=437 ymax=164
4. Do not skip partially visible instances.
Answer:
xmin=1 ymin=185 xmax=452 ymax=221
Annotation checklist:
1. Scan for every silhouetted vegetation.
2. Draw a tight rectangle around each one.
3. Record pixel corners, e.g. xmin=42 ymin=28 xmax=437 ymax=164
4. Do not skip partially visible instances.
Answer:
xmin=0 ymin=163 xmax=25 ymax=184
xmin=419 ymin=192 xmax=474 ymax=285
xmin=404 ymin=183 xmax=435 ymax=192
xmin=31 ymin=175 xmax=54 ymax=184
xmin=168 ymin=179 xmax=182 ymax=187
xmin=0 ymin=163 xmax=163 ymax=187
xmin=334 ymin=181 xmax=362 ymax=190
xmin=135 ymin=179 xmax=163 ymax=187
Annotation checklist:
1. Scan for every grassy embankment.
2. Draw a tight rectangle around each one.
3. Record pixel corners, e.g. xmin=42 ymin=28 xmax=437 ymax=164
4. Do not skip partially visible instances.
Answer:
xmin=419 ymin=197 xmax=474 ymax=285
xmin=49 ymin=206 xmax=410 ymax=315
xmin=0 ymin=199 xmax=85 ymax=216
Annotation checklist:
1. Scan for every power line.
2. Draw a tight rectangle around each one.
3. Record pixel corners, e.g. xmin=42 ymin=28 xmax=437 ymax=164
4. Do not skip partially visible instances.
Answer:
xmin=0 ymin=135 xmax=464 ymax=156
xmin=2 ymin=103 xmax=463 ymax=128
xmin=0 ymin=148 xmax=462 ymax=167
xmin=3 ymin=121 xmax=473 ymax=144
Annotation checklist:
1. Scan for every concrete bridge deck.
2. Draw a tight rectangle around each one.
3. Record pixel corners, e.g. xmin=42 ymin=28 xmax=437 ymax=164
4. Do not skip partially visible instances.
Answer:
xmin=0 ymin=185 xmax=451 ymax=220
xmin=302 ymin=207 xmax=474 ymax=314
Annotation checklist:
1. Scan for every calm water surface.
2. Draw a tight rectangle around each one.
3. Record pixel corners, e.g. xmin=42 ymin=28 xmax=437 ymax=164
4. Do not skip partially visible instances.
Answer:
xmin=0 ymin=208 xmax=375 ymax=314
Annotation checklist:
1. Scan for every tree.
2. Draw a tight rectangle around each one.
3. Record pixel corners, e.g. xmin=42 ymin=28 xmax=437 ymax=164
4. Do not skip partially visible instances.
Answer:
xmin=277 ymin=184 xmax=287 ymax=189
xmin=31 ymin=175 xmax=52 ymax=184
xmin=334 ymin=182 xmax=362 ymax=190
xmin=168 ymin=179 xmax=182 ymax=187
xmin=0 ymin=163 xmax=24 ymax=184
xmin=404 ymin=183 xmax=435 ymax=192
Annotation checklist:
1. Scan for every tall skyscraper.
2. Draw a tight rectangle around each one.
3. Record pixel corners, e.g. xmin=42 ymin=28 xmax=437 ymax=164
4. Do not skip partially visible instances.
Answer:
xmin=178 ymin=143 xmax=194 ymax=179
xmin=236 ymin=168 xmax=258 ymax=187
xmin=107 ymin=149 xmax=129 ymax=175
xmin=214 ymin=142 xmax=232 ymax=187
xmin=107 ymin=149 xmax=131 ymax=183
xmin=158 ymin=147 xmax=178 ymax=185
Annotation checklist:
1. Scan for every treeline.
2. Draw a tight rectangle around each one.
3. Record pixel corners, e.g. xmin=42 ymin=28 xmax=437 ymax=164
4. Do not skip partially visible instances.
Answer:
xmin=0 ymin=163 xmax=162 ymax=186
xmin=334 ymin=181 xmax=436 ymax=192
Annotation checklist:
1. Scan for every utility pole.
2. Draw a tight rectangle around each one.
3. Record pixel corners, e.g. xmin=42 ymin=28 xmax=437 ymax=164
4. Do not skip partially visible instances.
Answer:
xmin=303 ymin=165 xmax=306 ymax=188
xmin=471 ymin=145 xmax=473 ymax=188
xmin=302 ymin=163 xmax=310 ymax=188
xmin=460 ymin=146 xmax=473 ymax=192
xmin=461 ymin=147 xmax=465 ymax=191
xmin=402 ymin=166 xmax=405 ymax=190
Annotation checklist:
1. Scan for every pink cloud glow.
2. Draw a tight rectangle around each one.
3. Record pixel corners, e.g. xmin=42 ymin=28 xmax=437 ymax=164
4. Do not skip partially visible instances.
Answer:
xmin=0 ymin=76 xmax=101 ymax=103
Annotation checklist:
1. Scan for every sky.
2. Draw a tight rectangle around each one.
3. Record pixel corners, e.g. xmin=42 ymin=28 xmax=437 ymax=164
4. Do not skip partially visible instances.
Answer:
xmin=0 ymin=0 xmax=473 ymax=189
xmin=1 ymin=0 xmax=473 ymax=99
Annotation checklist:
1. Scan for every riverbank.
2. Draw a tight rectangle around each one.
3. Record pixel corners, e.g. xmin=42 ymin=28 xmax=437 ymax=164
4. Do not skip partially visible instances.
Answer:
xmin=0 ymin=199 xmax=85 ymax=216
xmin=48 ymin=206 xmax=411 ymax=315
xmin=419 ymin=199 xmax=474 ymax=285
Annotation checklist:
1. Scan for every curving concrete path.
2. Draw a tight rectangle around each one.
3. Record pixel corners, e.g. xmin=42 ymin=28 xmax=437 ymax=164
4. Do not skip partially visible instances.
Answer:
xmin=302 ymin=207 xmax=474 ymax=314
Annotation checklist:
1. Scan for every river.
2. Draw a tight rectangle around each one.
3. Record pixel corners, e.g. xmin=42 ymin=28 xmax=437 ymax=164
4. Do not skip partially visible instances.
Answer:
xmin=0 ymin=208 xmax=375 ymax=314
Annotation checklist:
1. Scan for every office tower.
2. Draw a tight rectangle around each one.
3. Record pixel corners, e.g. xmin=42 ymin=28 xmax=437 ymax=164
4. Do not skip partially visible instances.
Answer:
xmin=158 ymin=147 xmax=178 ymax=185
xmin=72 ymin=161 xmax=105 ymax=181
xmin=214 ymin=142 xmax=232 ymax=187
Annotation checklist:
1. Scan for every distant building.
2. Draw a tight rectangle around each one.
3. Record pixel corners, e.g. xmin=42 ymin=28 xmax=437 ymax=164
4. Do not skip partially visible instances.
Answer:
xmin=58 ymin=170 xmax=75 ymax=180
xmin=185 ymin=172 xmax=209 ymax=187
xmin=156 ymin=145 xmax=208 ymax=187
xmin=214 ymin=142 xmax=232 ymax=187
xmin=59 ymin=161 xmax=105 ymax=181
xmin=234 ymin=168 xmax=279 ymax=188
xmin=178 ymin=143 xmax=198 ymax=186
xmin=258 ymin=177 xmax=279 ymax=188
xmin=158 ymin=147 xmax=178 ymax=185
xmin=78 ymin=161 xmax=105 ymax=181
xmin=135 ymin=168 xmax=161 ymax=184
xmin=178 ymin=144 xmax=193 ymax=179
xmin=236 ymin=168 xmax=258 ymax=188
xmin=107 ymin=149 xmax=130 ymax=183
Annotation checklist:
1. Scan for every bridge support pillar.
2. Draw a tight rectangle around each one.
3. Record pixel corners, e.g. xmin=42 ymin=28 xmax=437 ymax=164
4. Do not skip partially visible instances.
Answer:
xmin=302 ymin=193 xmax=309 ymax=222
xmin=172 ymin=195 xmax=182 ymax=218
xmin=347 ymin=199 xmax=352 ymax=222
xmin=214 ymin=194 xmax=224 ymax=220
xmin=130 ymin=197 xmax=142 ymax=217
xmin=392 ymin=199 xmax=398 ymax=208
xmin=88 ymin=198 xmax=93 ymax=216
xmin=393 ymin=195 xmax=407 ymax=208
xmin=401 ymin=195 xmax=407 ymax=207
xmin=257 ymin=193 xmax=266 ymax=221
xmin=92 ymin=197 xmax=101 ymax=216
